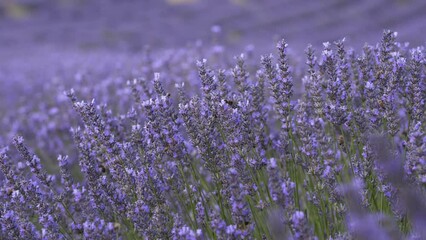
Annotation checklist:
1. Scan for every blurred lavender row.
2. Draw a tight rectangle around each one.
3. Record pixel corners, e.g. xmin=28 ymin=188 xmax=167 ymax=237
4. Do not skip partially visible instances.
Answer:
xmin=2 ymin=0 xmax=426 ymax=51
xmin=2 ymin=0 xmax=426 ymax=119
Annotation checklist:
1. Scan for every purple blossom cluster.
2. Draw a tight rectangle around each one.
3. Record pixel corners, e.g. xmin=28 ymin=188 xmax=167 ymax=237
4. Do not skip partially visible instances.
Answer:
xmin=1 ymin=30 xmax=426 ymax=239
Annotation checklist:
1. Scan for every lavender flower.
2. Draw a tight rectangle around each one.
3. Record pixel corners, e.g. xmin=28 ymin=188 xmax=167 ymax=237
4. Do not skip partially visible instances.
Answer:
xmin=1 ymin=30 xmax=426 ymax=240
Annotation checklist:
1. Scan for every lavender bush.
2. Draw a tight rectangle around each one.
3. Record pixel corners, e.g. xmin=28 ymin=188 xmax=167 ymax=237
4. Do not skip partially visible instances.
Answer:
xmin=1 ymin=30 xmax=425 ymax=239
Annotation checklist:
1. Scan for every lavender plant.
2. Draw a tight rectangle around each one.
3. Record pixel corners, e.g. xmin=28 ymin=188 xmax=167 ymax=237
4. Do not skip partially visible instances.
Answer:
xmin=1 ymin=30 xmax=426 ymax=240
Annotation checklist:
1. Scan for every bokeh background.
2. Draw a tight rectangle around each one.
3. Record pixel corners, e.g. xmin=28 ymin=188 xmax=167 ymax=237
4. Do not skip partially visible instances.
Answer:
xmin=1 ymin=0 xmax=425 ymax=54
xmin=1 ymin=0 xmax=425 ymax=110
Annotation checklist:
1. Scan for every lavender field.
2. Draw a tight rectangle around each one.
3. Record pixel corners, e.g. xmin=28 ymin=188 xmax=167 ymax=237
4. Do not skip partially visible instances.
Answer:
xmin=1 ymin=1 xmax=426 ymax=239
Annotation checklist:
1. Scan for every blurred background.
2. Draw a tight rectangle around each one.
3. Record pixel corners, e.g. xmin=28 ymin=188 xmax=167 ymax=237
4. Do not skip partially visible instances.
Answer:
xmin=1 ymin=0 xmax=425 ymax=54
xmin=0 ymin=0 xmax=425 ymax=101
